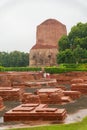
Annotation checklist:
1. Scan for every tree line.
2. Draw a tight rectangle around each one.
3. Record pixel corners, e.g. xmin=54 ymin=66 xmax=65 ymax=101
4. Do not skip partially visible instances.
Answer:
xmin=0 ymin=51 xmax=29 ymax=67
xmin=57 ymin=22 xmax=87 ymax=64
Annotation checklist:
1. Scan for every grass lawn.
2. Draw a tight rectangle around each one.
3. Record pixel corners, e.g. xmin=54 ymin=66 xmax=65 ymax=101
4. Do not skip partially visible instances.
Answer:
xmin=8 ymin=117 xmax=87 ymax=130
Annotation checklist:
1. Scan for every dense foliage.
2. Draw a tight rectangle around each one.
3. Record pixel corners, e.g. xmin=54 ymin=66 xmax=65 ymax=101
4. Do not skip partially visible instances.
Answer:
xmin=57 ymin=22 xmax=87 ymax=64
xmin=0 ymin=51 xmax=29 ymax=67
xmin=45 ymin=64 xmax=87 ymax=74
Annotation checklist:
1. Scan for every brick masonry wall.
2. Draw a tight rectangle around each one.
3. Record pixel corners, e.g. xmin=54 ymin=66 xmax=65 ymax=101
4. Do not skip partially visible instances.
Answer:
xmin=36 ymin=19 xmax=67 ymax=47
xmin=30 ymin=48 xmax=58 ymax=66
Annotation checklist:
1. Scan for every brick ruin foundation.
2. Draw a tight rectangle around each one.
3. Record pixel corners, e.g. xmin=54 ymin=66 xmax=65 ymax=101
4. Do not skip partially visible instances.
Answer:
xmin=0 ymin=71 xmax=87 ymax=87
xmin=71 ymin=84 xmax=87 ymax=94
xmin=36 ymin=88 xmax=71 ymax=104
xmin=0 ymin=71 xmax=87 ymax=123
xmin=63 ymin=91 xmax=81 ymax=100
xmin=0 ymin=72 xmax=85 ymax=103
xmin=4 ymin=103 xmax=67 ymax=122
xmin=25 ymin=78 xmax=57 ymax=88
xmin=51 ymin=72 xmax=87 ymax=84
xmin=22 ymin=88 xmax=81 ymax=104
xmin=0 ymin=87 xmax=24 ymax=101
xmin=0 ymin=72 xmax=43 ymax=87
xmin=71 ymin=78 xmax=87 ymax=95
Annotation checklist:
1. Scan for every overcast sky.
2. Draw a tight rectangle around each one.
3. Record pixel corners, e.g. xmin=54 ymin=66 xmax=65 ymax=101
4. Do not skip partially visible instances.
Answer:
xmin=0 ymin=0 xmax=87 ymax=52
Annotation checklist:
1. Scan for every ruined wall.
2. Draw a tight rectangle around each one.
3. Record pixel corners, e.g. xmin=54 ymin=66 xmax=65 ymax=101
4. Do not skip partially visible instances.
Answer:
xmin=30 ymin=48 xmax=58 ymax=66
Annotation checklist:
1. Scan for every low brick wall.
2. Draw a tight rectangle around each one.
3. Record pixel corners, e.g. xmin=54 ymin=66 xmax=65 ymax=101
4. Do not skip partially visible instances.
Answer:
xmin=63 ymin=91 xmax=81 ymax=100
xmin=25 ymin=78 xmax=57 ymax=88
xmin=50 ymin=72 xmax=87 ymax=84
xmin=71 ymin=83 xmax=87 ymax=94
xmin=71 ymin=78 xmax=84 ymax=84
xmin=0 ymin=71 xmax=87 ymax=87
xmin=0 ymin=72 xmax=43 ymax=87
xmin=0 ymin=87 xmax=24 ymax=101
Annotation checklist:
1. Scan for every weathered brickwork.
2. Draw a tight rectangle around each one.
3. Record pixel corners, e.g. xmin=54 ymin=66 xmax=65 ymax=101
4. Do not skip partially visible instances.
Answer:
xmin=30 ymin=48 xmax=58 ymax=66
xmin=0 ymin=72 xmax=43 ymax=87
xmin=50 ymin=72 xmax=87 ymax=84
xmin=0 ymin=96 xmax=5 ymax=111
xmin=0 ymin=87 xmax=24 ymax=101
xmin=22 ymin=88 xmax=81 ymax=105
xmin=30 ymin=19 xmax=67 ymax=66
xmin=36 ymin=19 xmax=67 ymax=47
xmin=4 ymin=104 xmax=67 ymax=122
xmin=71 ymin=83 xmax=87 ymax=94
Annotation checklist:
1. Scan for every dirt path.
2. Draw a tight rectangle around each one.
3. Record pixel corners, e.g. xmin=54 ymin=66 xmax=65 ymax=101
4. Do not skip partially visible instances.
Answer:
xmin=64 ymin=109 xmax=87 ymax=123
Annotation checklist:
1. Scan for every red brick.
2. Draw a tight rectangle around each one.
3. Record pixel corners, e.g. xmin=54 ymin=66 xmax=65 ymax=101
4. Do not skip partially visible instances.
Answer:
xmin=4 ymin=104 xmax=67 ymax=122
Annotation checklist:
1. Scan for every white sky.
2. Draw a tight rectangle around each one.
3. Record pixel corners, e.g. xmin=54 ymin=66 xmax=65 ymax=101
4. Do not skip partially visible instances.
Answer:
xmin=0 ymin=0 xmax=87 ymax=52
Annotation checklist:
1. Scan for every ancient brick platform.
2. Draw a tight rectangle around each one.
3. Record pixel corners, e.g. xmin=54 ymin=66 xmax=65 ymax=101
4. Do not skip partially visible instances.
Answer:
xmin=71 ymin=83 xmax=87 ymax=94
xmin=4 ymin=103 xmax=67 ymax=122
xmin=55 ymin=85 xmax=66 ymax=90
xmin=22 ymin=93 xmax=41 ymax=104
xmin=0 ymin=72 xmax=87 ymax=87
xmin=25 ymin=78 xmax=57 ymax=88
xmin=0 ymin=73 xmax=11 ymax=87
xmin=36 ymin=88 xmax=62 ymax=94
xmin=0 ymin=87 xmax=24 ymax=101
xmin=71 ymin=78 xmax=84 ymax=84
xmin=63 ymin=91 xmax=81 ymax=100
xmin=37 ymin=88 xmax=72 ymax=104
xmin=22 ymin=88 xmax=71 ymax=104
xmin=50 ymin=72 xmax=87 ymax=84
xmin=0 ymin=72 xmax=43 ymax=87
xmin=0 ymin=96 xmax=5 ymax=111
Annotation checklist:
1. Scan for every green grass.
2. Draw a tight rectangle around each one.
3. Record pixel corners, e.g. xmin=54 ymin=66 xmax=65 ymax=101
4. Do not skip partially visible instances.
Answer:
xmin=8 ymin=116 xmax=87 ymax=130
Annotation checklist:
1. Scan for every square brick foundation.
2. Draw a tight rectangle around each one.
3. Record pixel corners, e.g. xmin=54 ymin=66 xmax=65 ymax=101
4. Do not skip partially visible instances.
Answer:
xmin=4 ymin=103 xmax=67 ymax=122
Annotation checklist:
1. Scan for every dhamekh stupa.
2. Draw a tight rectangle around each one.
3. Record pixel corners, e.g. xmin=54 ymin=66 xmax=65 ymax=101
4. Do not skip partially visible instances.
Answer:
xmin=29 ymin=19 xmax=67 ymax=66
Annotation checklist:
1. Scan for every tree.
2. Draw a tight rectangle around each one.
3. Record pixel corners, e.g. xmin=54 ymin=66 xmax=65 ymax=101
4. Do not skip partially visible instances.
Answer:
xmin=79 ymin=37 xmax=87 ymax=49
xmin=57 ymin=49 xmax=75 ymax=64
xmin=0 ymin=52 xmax=9 ymax=67
xmin=0 ymin=51 xmax=29 ymax=67
xmin=68 ymin=22 xmax=87 ymax=49
xmin=57 ymin=22 xmax=87 ymax=64
xmin=58 ymin=35 xmax=70 ymax=51
xmin=73 ymin=45 xmax=85 ymax=64
xmin=59 ymin=22 xmax=87 ymax=51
